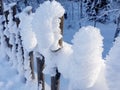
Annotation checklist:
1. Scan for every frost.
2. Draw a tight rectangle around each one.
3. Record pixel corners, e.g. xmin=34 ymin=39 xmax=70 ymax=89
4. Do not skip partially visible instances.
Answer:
xmin=19 ymin=6 xmax=37 ymax=52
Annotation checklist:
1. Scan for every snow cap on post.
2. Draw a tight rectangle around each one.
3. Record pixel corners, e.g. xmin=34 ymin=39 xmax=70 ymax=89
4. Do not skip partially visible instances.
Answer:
xmin=3 ymin=3 xmax=9 ymax=12
xmin=19 ymin=6 xmax=37 ymax=52
xmin=32 ymin=0 xmax=65 ymax=54
xmin=9 ymin=3 xmax=16 ymax=8
xmin=23 ymin=6 xmax=32 ymax=15
xmin=69 ymin=26 xmax=104 ymax=89
xmin=9 ymin=3 xmax=16 ymax=14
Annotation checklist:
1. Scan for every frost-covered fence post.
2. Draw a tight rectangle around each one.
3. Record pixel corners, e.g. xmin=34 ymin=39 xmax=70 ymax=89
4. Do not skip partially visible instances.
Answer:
xmin=0 ymin=0 xmax=4 ymax=47
xmin=0 ymin=0 xmax=9 ymax=59
xmin=15 ymin=19 xmax=25 ymax=79
xmin=36 ymin=53 xmax=45 ymax=90
xmin=12 ymin=11 xmax=25 ymax=81
xmin=0 ymin=0 xmax=4 ymax=31
xmin=19 ymin=6 xmax=37 ymax=82
xmin=4 ymin=10 xmax=9 ymax=24
xmin=3 ymin=9 xmax=11 ymax=49
xmin=4 ymin=4 xmax=17 ymax=50
xmin=51 ymin=16 xmax=64 ymax=90
xmin=11 ymin=4 xmax=17 ymax=22
xmin=114 ymin=14 xmax=120 ymax=41
xmin=29 ymin=51 xmax=35 ymax=79
xmin=32 ymin=1 xmax=65 ymax=89
xmin=6 ymin=3 xmax=20 ymax=67
xmin=0 ymin=0 xmax=3 ymax=15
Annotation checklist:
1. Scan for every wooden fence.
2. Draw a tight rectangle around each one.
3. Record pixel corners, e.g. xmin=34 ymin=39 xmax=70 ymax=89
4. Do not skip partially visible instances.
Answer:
xmin=0 ymin=1 xmax=64 ymax=90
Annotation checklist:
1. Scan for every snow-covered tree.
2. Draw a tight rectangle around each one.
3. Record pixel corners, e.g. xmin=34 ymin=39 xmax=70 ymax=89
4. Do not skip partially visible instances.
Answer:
xmin=4 ymin=0 xmax=45 ymax=12
xmin=84 ymin=0 xmax=110 ymax=23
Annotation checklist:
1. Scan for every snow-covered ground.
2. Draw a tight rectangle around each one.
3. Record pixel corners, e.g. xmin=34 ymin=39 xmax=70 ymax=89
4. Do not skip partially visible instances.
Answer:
xmin=0 ymin=57 xmax=50 ymax=90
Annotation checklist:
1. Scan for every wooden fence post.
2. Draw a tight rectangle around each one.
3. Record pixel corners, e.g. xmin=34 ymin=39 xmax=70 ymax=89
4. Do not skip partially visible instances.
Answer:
xmin=59 ymin=16 xmax=64 ymax=47
xmin=4 ymin=9 xmax=13 ymax=48
xmin=15 ymin=17 xmax=20 ymax=28
xmin=51 ymin=69 xmax=61 ymax=90
xmin=29 ymin=51 xmax=35 ymax=79
xmin=0 ymin=0 xmax=13 ymax=49
xmin=36 ymin=54 xmax=45 ymax=90
xmin=4 ymin=10 xmax=9 ymax=24
xmin=0 ymin=0 xmax=4 ymax=46
xmin=11 ymin=4 xmax=17 ymax=22
xmin=51 ymin=16 xmax=64 ymax=90
xmin=25 ymin=7 xmax=35 ymax=80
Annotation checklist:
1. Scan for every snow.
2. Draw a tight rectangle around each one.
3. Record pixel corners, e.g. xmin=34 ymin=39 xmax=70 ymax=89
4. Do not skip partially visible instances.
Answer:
xmin=87 ymin=61 xmax=109 ymax=90
xmin=0 ymin=15 xmax=8 ymax=59
xmin=56 ymin=42 xmax=73 ymax=78
xmin=106 ymin=36 xmax=120 ymax=90
xmin=68 ymin=26 xmax=104 ymax=90
xmin=19 ymin=6 xmax=37 ymax=52
xmin=0 ymin=56 xmax=50 ymax=90
xmin=32 ymin=0 xmax=65 ymax=75
xmin=32 ymin=0 xmax=65 ymax=53
xmin=0 ymin=0 xmax=119 ymax=90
